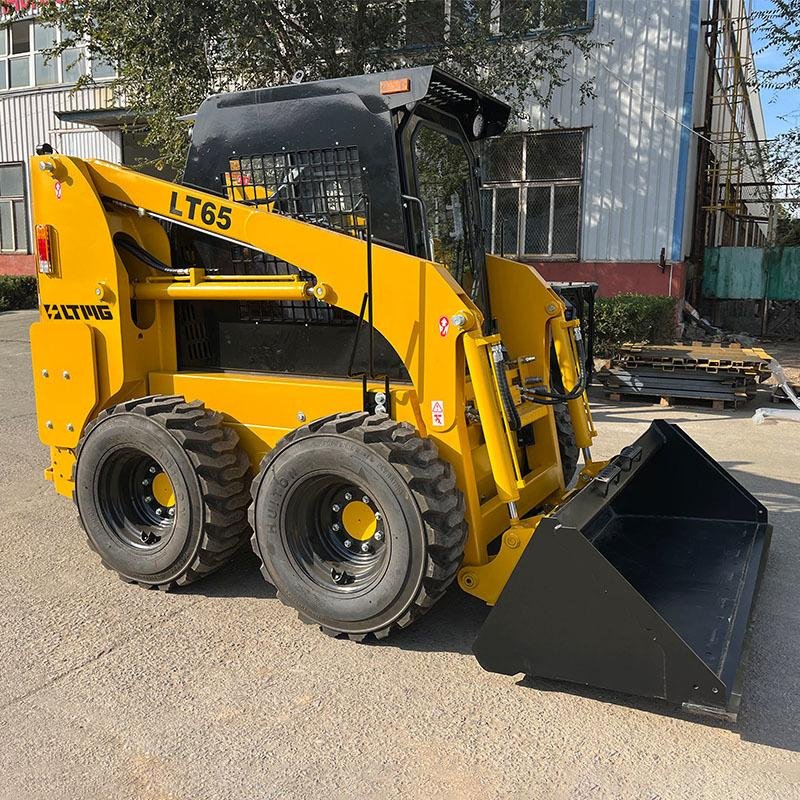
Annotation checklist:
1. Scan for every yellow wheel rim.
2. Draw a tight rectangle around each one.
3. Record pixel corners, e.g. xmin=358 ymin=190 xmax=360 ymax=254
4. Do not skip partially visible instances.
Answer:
xmin=341 ymin=500 xmax=377 ymax=541
xmin=151 ymin=472 xmax=176 ymax=508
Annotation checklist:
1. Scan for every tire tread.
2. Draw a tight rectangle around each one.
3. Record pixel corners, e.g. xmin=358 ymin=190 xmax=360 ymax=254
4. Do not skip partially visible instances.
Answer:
xmin=249 ymin=412 xmax=467 ymax=641
xmin=74 ymin=394 xmax=252 ymax=591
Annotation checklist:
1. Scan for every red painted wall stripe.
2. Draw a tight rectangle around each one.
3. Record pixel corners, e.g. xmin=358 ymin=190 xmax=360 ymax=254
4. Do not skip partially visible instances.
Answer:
xmin=0 ymin=255 xmax=36 ymax=276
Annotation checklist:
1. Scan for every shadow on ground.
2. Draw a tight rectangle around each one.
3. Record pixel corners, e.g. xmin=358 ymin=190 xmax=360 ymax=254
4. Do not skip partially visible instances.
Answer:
xmin=722 ymin=464 xmax=800 ymax=754
xmin=184 ymin=549 xmax=277 ymax=600
xmin=183 ymin=459 xmax=799 ymax=753
xmin=587 ymin=386 xmax=779 ymax=427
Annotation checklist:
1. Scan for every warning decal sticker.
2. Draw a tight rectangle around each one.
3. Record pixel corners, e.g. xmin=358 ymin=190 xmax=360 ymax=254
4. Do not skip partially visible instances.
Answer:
xmin=431 ymin=400 xmax=445 ymax=427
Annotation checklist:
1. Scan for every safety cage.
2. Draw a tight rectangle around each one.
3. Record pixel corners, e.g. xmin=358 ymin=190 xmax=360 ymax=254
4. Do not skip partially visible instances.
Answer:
xmin=175 ymin=144 xmax=409 ymax=378
xmin=220 ymin=145 xmax=368 ymax=326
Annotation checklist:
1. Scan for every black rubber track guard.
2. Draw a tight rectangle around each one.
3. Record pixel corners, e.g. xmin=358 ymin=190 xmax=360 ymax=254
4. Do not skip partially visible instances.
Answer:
xmin=473 ymin=420 xmax=771 ymax=720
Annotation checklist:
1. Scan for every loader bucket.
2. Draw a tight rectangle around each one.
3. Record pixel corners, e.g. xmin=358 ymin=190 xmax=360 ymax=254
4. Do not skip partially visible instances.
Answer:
xmin=473 ymin=420 xmax=771 ymax=719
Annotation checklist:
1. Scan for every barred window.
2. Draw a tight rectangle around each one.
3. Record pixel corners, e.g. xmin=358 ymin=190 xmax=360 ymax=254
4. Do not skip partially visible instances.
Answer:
xmin=371 ymin=0 xmax=588 ymax=48
xmin=0 ymin=163 xmax=28 ymax=253
xmin=500 ymin=0 xmax=588 ymax=33
xmin=481 ymin=130 xmax=583 ymax=258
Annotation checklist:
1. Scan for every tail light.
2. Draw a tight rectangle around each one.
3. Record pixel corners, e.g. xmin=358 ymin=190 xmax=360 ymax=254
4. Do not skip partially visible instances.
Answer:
xmin=36 ymin=224 xmax=53 ymax=275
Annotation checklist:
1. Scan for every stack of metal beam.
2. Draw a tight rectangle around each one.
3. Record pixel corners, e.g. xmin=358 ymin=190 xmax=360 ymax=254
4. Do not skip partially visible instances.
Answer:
xmin=598 ymin=342 xmax=771 ymax=409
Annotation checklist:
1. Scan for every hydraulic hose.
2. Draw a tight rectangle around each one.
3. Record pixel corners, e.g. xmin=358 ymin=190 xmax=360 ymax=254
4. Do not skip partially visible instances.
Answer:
xmin=113 ymin=233 xmax=188 ymax=276
xmin=522 ymin=332 xmax=589 ymax=406
xmin=491 ymin=343 xmax=522 ymax=431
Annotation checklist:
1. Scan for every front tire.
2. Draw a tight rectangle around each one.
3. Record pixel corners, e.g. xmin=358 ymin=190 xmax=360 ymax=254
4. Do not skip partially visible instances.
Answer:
xmin=555 ymin=403 xmax=580 ymax=487
xmin=74 ymin=395 xmax=252 ymax=590
xmin=249 ymin=412 xmax=467 ymax=640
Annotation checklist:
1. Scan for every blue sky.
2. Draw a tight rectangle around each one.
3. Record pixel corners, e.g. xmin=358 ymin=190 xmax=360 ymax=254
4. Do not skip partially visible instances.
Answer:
xmin=751 ymin=0 xmax=799 ymax=138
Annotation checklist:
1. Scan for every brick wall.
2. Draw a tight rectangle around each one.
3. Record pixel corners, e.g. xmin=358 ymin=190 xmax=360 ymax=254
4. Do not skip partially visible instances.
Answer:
xmin=531 ymin=260 xmax=687 ymax=299
xmin=0 ymin=255 xmax=36 ymax=276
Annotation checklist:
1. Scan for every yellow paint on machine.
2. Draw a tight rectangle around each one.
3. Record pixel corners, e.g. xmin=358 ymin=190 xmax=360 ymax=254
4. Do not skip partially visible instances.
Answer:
xmin=27 ymin=153 xmax=599 ymax=605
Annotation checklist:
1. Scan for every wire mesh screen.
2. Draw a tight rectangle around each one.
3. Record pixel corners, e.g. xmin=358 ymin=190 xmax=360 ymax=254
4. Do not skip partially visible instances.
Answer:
xmin=480 ymin=189 xmax=493 ymax=241
xmin=483 ymin=135 xmax=524 ymax=182
xmin=552 ymin=185 xmax=580 ymax=254
xmin=482 ymin=129 xmax=583 ymax=257
xmin=494 ymin=187 xmax=519 ymax=254
xmin=218 ymin=146 xmax=367 ymax=325
xmin=526 ymin=131 xmax=583 ymax=182
xmin=524 ymin=186 xmax=550 ymax=254
xmin=224 ymin=147 xmax=366 ymax=237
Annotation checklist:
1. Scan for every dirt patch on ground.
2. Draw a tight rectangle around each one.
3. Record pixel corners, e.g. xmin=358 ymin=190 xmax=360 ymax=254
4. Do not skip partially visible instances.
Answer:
xmin=760 ymin=340 xmax=800 ymax=386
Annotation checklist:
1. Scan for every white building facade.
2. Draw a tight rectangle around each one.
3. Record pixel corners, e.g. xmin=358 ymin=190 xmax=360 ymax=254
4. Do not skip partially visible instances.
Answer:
xmin=0 ymin=14 xmax=124 ymax=274
xmin=479 ymin=0 xmax=769 ymax=297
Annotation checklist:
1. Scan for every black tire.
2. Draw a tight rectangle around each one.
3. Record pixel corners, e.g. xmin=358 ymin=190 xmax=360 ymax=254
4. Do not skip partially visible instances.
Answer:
xmin=249 ymin=412 xmax=467 ymax=640
xmin=73 ymin=395 xmax=252 ymax=590
xmin=555 ymin=403 xmax=580 ymax=487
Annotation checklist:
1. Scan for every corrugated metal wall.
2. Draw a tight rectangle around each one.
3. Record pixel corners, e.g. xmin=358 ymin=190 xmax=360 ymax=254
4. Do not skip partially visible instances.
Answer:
xmin=522 ymin=0 xmax=694 ymax=263
xmin=704 ymin=246 xmax=800 ymax=301
xmin=0 ymin=85 xmax=122 ymax=162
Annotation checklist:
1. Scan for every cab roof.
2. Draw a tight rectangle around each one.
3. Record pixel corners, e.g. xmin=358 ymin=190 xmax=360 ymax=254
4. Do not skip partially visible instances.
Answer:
xmin=208 ymin=66 xmax=511 ymax=140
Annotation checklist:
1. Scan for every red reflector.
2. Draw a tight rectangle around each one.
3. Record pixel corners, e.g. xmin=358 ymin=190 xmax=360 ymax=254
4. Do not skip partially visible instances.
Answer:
xmin=36 ymin=224 xmax=53 ymax=275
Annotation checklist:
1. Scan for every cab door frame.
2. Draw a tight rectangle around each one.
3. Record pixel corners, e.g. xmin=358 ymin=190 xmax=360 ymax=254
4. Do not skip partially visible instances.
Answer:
xmin=397 ymin=104 xmax=491 ymax=327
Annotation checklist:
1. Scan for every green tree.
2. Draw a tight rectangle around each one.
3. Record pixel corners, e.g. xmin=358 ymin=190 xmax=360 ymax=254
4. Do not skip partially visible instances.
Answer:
xmin=774 ymin=204 xmax=800 ymax=244
xmin=756 ymin=0 xmax=800 ymax=181
xmin=3 ymin=0 xmax=599 ymax=169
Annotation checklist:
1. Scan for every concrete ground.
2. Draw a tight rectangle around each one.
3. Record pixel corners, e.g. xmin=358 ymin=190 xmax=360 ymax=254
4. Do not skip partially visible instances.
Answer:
xmin=1 ymin=308 xmax=798 ymax=800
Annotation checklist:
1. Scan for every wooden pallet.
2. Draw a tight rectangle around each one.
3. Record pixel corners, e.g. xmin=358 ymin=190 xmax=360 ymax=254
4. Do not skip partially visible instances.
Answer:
xmin=605 ymin=391 xmax=744 ymax=410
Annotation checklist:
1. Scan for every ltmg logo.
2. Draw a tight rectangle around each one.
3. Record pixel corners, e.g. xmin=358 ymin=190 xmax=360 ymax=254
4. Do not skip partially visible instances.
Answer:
xmin=43 ymin=304 xmax=113 ymax=321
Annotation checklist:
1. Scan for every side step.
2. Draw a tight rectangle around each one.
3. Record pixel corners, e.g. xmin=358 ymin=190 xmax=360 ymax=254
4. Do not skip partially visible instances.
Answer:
xmin=472 ymin=420 xmax=771 ymax=720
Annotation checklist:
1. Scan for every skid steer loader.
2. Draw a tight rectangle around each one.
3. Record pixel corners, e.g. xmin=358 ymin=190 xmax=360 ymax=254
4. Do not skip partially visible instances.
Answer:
xmin=28 ymin=67 xmax=770 ymax=720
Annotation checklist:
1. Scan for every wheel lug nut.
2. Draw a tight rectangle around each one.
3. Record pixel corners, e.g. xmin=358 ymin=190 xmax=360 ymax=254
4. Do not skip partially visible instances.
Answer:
xmin=375 ymin=512 xmax=382 ymax=521
xmin=344 ymin=539 xmax=352 ymax=548
xmin=374 ymin=531 xmax=383 ymax=541
xmin=332 ymin=504 xmax=341 ymax=513
xmin=149 ymin=466 xmax=157 ymax=474
xmin=332 ymin=523 xmax=341 ymax=532
xmin=361 ymin=542 xmax=371 ymax=553
xmin=168 ymin=508 xmax=175 ymax=517
xmin=155 ymin=508 xmax=163 ymax=516
xmin=145 ymin=495 xmax=152 ymax=503
xmin=344 ymin=492 xmax=352 ymax=501
xmin=141 ymin=479 xmax=149 ymax=486
xmin=362 ymin=495 xmax=370 ymax=504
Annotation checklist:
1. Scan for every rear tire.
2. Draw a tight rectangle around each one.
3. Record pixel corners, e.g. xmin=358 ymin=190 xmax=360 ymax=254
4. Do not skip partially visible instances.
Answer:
xmin=74 ymin=395 xmax=252 ymax=590
xmin=249 ymin=412 xmax=467 ymax=640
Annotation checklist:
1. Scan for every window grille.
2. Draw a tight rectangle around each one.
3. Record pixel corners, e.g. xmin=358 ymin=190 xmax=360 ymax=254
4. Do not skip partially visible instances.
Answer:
xmin=481 ymin=130 xmax=584 ymax=258
xmin=0 ymin=163 xmax=28 ymax=253
xmin=219 ymin=146 xmax=368 ymax=325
